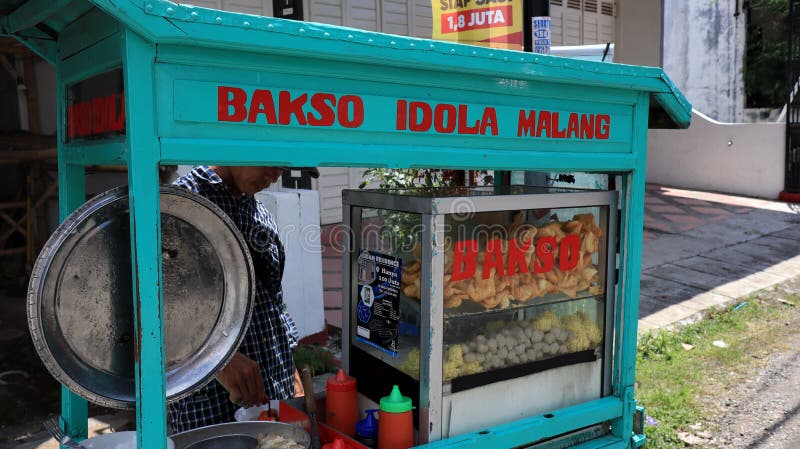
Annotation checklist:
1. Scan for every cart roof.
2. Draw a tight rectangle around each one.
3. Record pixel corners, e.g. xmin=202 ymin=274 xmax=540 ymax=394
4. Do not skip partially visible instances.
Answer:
xmin=1 ymin=0 xmax=690 ymax=129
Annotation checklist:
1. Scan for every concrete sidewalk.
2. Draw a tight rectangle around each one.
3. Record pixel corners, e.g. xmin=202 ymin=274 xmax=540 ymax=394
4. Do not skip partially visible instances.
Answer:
xmin=638 ymin=184 xmax=800 ymax=332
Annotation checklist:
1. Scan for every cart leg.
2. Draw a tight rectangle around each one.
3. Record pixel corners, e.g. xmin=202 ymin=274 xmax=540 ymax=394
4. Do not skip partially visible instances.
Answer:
xmin=611 ymin=92 xmax=649 ymax=446
xmin=57 ymin=162 xmax=88 ymax=442
xmin=123 ymin=29 xmax=167 ymax=449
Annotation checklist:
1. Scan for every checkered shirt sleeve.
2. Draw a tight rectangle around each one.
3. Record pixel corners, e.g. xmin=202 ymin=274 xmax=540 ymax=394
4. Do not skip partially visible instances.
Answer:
xmin=168 ymin=166 xmax=299 ymax=433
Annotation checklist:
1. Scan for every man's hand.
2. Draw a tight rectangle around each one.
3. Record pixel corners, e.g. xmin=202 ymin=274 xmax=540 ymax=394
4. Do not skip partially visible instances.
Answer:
xmin=215 ymin=352 xmax=266 ymax=408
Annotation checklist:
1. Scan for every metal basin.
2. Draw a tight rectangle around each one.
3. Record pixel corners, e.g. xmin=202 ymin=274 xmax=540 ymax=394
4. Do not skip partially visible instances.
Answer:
xmin=184 ymin=434 xmax=258 ymax=449
xmin=171 ymin=422 xmax=310 ymax=449
xmin=27 ymin=186 xmax=255 ymax=409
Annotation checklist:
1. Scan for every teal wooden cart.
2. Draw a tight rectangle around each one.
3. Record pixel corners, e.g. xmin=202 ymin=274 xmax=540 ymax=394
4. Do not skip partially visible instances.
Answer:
xmin=1 ymin=1 xmax=691 ymax=448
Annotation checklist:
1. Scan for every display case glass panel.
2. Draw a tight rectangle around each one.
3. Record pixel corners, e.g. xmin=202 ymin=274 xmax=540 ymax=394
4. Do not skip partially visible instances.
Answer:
xmin=351 ymin=207 xmax=422 ymax=374
xmin=344 ymin=186 xmax=618 ymax=441
xmin=393 ymin=206 xmax=609 ymax=390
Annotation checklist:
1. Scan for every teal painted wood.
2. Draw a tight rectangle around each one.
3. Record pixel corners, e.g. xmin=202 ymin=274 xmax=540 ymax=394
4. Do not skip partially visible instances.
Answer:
xmin=567 ymin=436 xmax=628 ymax=449
xmin=59 ymin=7 xmax=120 ymax=61
xmin=91 ymin=0 xmax=196 ymax=43
xmin=61 ymin=140 xmax=128 ymax=166
xmin=153 ymin=45 xmax=641 ymax=108
xmin=122 ymin=29 xmax=168 ymax=449
xmin=2 ymin=0 xmax=72 ymax=33
xmin=41 ymin=0 xmax=95 ymax=34
xmin=154 ymin=68 xmax=634 ymax=156
xmin=609 ymin=92 xmax=651 ymax=446
xmin=55 ymin=61 xmax=89 ymax=445
xmin=160 ymin=139 xmax=640 ymax=171
xmin=59 ymin=34 xmax=122 ymax=85
xmin=416 ymin=396 xmax=622 ymax=449
xmin=58 ymin=159 xmax=89 ymax=445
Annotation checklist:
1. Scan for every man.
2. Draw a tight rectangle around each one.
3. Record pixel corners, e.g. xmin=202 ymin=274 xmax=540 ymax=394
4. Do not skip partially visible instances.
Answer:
xmin=168 ymin=166 xmax=299 ymax=432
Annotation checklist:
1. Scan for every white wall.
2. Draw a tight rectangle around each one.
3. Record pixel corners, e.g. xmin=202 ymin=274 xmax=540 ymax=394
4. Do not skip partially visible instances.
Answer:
xmin=256 ymin=190 xmax=326 ymax=338
xmin=647 ymin=110 xmax=785 ymax=200
xmin=662 ymin=1 xmax=745 ymax=123
xmin=614 ymin=0 xmax=661 ymax=67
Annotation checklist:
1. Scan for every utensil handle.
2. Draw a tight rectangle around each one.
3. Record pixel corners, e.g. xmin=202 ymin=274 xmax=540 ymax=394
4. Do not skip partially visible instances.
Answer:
xmin=300 ymin=366 xmax=321 ymax=449
xmin=301 ymin=366 xmax=316 ymax=414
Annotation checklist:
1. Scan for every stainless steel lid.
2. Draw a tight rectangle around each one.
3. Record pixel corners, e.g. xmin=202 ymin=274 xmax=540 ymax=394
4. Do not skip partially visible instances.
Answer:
xmin=27 ymin=185 xmax=255 ymax=409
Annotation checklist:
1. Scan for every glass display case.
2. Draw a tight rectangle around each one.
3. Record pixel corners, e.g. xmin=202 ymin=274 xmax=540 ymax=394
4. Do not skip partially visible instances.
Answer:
xmin=342 ymin=186 xmax=618 ymax=443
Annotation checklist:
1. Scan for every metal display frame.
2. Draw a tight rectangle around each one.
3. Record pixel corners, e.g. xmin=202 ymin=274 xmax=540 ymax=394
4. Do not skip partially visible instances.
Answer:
xmin=342 ymin=188 xmax=618 ymax=444
xmin=1 ymin=1 xmax=691 ymax=448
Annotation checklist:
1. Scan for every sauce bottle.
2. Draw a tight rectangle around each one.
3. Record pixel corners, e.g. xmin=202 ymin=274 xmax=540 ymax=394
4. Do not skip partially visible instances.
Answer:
xmin=377 ymin=385 xmax=414 ymax=449
xmin=325 ymin=369 xmax=359 ymax=436
xmin=355 ymin=409 xmax=379 ymax=448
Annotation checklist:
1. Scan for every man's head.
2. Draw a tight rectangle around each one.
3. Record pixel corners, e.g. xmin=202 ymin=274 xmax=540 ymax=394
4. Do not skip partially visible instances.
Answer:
xmin=212 ymin=166 xmax=282 ymax=195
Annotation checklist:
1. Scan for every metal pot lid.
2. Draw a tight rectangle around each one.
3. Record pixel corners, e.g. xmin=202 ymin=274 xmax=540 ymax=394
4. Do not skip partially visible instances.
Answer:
xmin=27 ymin=185 xmax=255 ymax=409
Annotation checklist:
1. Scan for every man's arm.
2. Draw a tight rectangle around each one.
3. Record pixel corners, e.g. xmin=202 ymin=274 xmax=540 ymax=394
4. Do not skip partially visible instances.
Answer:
xmin=215 ymin=352 xmax=266 ymax=408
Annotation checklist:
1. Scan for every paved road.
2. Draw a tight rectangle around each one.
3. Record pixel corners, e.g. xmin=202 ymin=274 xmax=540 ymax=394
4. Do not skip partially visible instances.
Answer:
xmin=639 ymin=184 xmax=800 ymax=331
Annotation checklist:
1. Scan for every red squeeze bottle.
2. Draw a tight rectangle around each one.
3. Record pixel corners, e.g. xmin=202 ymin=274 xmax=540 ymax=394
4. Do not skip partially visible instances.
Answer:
xmin=325 ymin=369 xmax=359 ymax=436
xmin=378 ymin=385 xmax=414 ymax=449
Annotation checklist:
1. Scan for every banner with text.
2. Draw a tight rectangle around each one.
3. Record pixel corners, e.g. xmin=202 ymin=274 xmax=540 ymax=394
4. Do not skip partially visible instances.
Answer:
xmin=432 ymin=0 xmax=523 ymax=50
xmin=170 ymin=81 xmax=632 ymax=146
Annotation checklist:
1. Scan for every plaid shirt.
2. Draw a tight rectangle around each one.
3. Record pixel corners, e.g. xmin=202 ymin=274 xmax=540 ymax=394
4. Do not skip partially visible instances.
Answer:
xmin=168 ymin=166 xmax=299 ymax=432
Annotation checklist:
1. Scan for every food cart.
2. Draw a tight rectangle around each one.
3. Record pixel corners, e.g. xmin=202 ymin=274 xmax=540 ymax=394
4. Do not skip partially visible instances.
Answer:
xmin=2 ymin=0 xmax=691 ymax=448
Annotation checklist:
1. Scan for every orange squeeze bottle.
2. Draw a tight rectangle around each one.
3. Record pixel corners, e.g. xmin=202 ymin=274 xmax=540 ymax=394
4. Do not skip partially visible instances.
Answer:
xmin=377 ymin=385 xmax=414 ymax=449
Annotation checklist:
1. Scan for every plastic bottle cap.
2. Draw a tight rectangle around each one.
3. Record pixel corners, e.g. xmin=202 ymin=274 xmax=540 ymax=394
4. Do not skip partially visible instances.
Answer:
xmin=379 ymin=385 xmax=413 ymax=413
xmin=322 ymin=438 xmax=347 ymax=449
xmin=326 ymin=369 xmax=357 ymax=392
xmin=355 ymin=409 xmax=379 ymax=438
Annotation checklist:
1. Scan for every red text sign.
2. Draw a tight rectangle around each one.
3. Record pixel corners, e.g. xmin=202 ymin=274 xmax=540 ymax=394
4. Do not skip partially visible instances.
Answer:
xmin=67 ymin=93 xmax=126 ymax=140
xmin=451 ymin=235 xmax=581 ymax=281
xmin=440 ymin=6 xmax=513 ymax=34
xmin=213 ymin=84 xmax=618 ymax=141
xmin=66 ymin=69 xmax=126 ymax=141
xmin=218 ymin=86 xmax=365 ymax=128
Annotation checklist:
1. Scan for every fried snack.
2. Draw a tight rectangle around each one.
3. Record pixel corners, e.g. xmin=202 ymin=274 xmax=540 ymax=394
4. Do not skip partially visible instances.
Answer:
xmin=516 ymin=225 xmax=538 ymax=247
xmin=564 ymin=220 xmax=582 ymax=235
xmin=402 ymin=279 xmax=420 ymax=299
xmin=399 ymin=212 xmax=606 ymax=310
xmin=512 ymin=277 xmax=538 ymax=299
xmin=582 ymin=230 xmax=598 ymax=253
xmin=537 ymin=222 xmax=566 ymax=240
xmin=574 ymin=213 xmax=602 ymax=237
xmin=467 ymin=276 xmax=496 ymax=302
xmin=444 ymin=274 xmax=468 ymax=308
xmin=412 ymin=241 xmax=422 ymax=258
xmin=401 ymin=260 xmax=422 ymax=300
xmin=509 ymin=211 xmax=525 ymax=232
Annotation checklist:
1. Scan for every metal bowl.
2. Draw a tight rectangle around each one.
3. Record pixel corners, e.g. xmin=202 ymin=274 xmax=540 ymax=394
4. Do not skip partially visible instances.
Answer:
xmin=27 ymin=185 xmax=255 ymax=409
xmin=171 ymin=422 xmax=310 ymax=449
